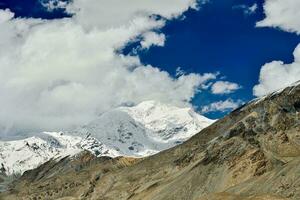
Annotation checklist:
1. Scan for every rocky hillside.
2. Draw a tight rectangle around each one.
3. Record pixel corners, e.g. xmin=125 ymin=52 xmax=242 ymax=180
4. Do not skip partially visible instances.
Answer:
xmin=1 ymin=82 xmax=300 ymax=200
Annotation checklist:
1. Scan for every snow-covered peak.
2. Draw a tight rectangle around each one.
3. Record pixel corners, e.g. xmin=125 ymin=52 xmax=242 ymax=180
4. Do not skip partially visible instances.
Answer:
xmin=0 ymin=132 xmax=79 ymax=175
xmin=120 ymin=100 xmax=214 ymax=141
xmin=0 ymin=101 xmax=214 ymax=175
xmin=0 ymin=132 xmax=117 ymax=175
xmin=74 ymin=100 xmax=214 ymax=157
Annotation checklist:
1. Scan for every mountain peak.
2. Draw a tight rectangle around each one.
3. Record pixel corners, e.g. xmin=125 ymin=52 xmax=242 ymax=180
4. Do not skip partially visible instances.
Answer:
xmin=0 ymin=101 xmax=213 ymax=176
xmin=77 ymin=100 xmax=214 ymax=156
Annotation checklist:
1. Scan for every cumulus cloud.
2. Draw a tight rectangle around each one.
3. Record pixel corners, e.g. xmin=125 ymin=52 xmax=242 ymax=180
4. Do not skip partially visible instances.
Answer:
xmin=211 ymin=81 xmax=241 ymax=94
xmin=66 ymin=0 xmax=198 ymax=30
xmin=254 ymin=0 xmax=300 ymax=97
xmin=0 ymin=1 xmax=214 ymax=137
xmin=0 ymin=8 xmax=14 ymax=22
xmin=141 ymin=32 xmax=165 ymax=49
xmin=201 ymin=99 xmax=244 ymax=113
xmin=257 ymin=0 xmax=300 ymax=34
xmin=253 ymin=44 xmax=300 ymax=96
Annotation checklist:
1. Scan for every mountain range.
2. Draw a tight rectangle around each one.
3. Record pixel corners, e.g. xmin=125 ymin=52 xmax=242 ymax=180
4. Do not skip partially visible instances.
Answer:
xmin=0 ymin=101 xmax=214 ymax=176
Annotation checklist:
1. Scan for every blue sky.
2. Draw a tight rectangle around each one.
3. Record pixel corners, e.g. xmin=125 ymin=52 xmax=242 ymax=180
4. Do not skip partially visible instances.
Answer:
xmin=0 ymin=0 xmax=299 ymax=122
xmin=127 ymin=0 xmax=300 ymax=118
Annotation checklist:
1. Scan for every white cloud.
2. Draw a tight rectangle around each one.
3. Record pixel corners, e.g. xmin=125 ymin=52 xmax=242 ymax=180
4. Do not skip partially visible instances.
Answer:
xmin=254 ymin=0 xmax=300 ymax=97
xmin=257 ymin=0 xmax=300 ymax=34
xmin=0 ymin=8 xmax=14 ymax=22
xmin=40 ymin=0 xmax=68 ymax=12
xmin=249 ymin=4 xmax=258 ymax=14
xmin=0 ymin=1 xmax=214 ymax=137
xmin=211 ymin=81 xmax=241 ymax=94
xmin=253 ymin=44 xmax=300 ymax=96
xmin=201 ymin=99 xmax=243 ymax=113
xmin=175 ymin=67 xmax=185 ymax=77
xmin=233 ymin=3 xmax=258 ymax=15
xmin=141 ymin=32 xmax=165 ymax=49
xmin=66 ymin=0 xmax=198 ymax=30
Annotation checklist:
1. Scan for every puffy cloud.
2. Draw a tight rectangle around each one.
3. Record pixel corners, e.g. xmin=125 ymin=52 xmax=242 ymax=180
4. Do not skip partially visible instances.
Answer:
xmin=0 ymin=1 xmax=214 ymax=137
xmin=254 ymin=0 xmax=300 ymax=97
xmin=0 ymin=9 xmax=14 ymax=22
xmin=66 ymin=0 xmax=198 ymax=30
xmin=253 ymin=44 xmax=300 ymax=96
xmin=257 ymin=0 xmax=300 ymax=34
xmin=141 ymin=32 xmax=165 ymax=49
xmin=253 ymin=0 xmax=300 ymax=96
xmin=211 ymin=81 xmax=241 ymax=94
xmin=201 ymin=99 xmax=243 ymax=113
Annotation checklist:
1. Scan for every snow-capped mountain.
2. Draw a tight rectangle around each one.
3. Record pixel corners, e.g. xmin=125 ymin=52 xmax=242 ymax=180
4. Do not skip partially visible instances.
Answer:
xmin=0 ymin=132 xmax=80 ymax=175
xmin=0 ymin=101 xmax=214 ymax=175
xmin=74 ymin=101 xmax=214 ymax=157
xmin=0 ymin=132 xmax=119 ymax=175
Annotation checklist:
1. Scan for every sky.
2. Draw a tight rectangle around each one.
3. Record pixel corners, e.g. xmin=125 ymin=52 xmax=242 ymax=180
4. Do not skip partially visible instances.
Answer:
xmin=124 ymin=0 xmax=300 ymax=118
xmin=0 ymin=0 xmax=299 ymax=136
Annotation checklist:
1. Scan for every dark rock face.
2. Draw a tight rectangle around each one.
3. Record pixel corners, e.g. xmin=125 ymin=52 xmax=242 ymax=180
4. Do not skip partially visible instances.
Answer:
xmin=1 ymin=83 xmax=300 ymax=200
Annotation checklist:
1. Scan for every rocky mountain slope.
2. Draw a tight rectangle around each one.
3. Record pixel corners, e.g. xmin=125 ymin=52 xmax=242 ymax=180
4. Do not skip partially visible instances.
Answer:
xmin=0 ymin=101 xmax=213 ymax=176
xmin=2 ymin=81 xmax=300 ymax=200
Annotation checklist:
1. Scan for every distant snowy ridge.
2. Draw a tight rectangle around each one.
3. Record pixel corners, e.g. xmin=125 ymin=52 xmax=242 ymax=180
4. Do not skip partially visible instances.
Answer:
xmin=0 ymin=132 xmax=118 ymax=175
xmin=0 ymin=101 xmax=214 ymax=175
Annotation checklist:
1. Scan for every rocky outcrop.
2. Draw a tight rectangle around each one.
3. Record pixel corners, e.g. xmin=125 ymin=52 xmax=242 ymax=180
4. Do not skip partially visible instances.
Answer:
xmin=1 ymin=82 xmax=300 ymax=200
